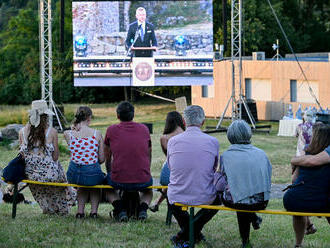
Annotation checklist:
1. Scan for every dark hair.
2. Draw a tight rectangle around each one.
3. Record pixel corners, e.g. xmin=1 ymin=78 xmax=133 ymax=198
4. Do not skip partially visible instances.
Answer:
xmin=74 ymin=106 xmax=92 ymax=126
xmin=305 ymin=123 xmax=330 ymax=155
xmin=28 ymin=114 xmax=48 ymax=152
xmin=163 ymin=111 xmax=185 ymax=135
xmin=116 ymin=101 xmax=134 ymax=121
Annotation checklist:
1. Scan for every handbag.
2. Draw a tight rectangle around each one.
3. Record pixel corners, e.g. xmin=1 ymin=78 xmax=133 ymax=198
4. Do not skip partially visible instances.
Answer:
xmin=2 ymin=153 xmax=26 ymax=184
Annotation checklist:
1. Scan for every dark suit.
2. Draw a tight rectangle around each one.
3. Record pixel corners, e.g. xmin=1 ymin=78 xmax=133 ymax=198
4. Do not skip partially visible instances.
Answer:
xmin=125 ymin=21 xmax=157 ymax=57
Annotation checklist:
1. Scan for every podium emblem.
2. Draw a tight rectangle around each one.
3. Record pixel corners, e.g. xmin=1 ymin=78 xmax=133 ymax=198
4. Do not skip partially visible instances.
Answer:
xmin=135 ymin=62 xmax=152 ymax=81
xmin=132 ymin=57 xmax=155 ymax=86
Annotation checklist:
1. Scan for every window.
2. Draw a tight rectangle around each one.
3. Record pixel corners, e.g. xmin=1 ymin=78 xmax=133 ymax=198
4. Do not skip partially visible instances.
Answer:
xmin=201 ymin=85 xmax=214 ymax=98
xmin=290 ymin=80 xmax=297 ymax=102
xmin=297 ymin=80 xmax=319 ymax=103
xmin=245 ymin=78 xmax=251 ymax=99
xmin=202 ymin=85 xmax=208 ymax=98
xmin=248 ymin=79 xmax=271 ymax=101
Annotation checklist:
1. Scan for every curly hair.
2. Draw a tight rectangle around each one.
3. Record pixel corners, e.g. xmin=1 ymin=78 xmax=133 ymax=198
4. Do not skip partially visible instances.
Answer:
xmin=73 ymin=106 xmax=92 ymax=126
xmin=27 ymin=114 xmax=48 ymax=152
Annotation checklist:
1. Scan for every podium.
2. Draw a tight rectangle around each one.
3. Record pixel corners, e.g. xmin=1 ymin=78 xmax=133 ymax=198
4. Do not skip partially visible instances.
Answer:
xmin=131 ymin=47 xmax=157 ymax=86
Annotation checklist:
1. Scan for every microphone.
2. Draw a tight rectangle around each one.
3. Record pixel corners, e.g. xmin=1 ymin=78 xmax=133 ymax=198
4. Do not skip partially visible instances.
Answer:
xmin=132 ymin=24 xmax=142 ymax=46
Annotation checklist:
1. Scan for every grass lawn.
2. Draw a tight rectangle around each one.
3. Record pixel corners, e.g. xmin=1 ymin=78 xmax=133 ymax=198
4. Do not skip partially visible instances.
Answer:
xmin=0 ymin=198 xmax=329 ymax=248
xmin=1 ymin=103 xmax=328 ymax=248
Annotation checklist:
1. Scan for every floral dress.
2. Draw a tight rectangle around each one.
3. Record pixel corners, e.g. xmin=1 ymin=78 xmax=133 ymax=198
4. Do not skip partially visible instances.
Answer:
xmin=20 ymin=128 xmax=76 ymax=214
xmin=295 ymin=121 xmax=313 ymax=156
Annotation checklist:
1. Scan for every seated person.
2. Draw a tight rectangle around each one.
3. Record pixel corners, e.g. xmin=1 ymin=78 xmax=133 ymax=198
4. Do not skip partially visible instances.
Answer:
xmin=64 ymin=106 xmax=105 ymax=218
xmin=19 ymin=100 xmax=76 ymax=214
xmin=214 ymin=120 xmax=272 ymax=248
xmin=150 ymin=111 xmax=185 ymax=212
xmin=104 ymin=101 xmax=152 ymax=221
xmin=284 ymin=123 xmax=330 ymax=248
xmin=167 ymin=105 xmax=220 ymax=247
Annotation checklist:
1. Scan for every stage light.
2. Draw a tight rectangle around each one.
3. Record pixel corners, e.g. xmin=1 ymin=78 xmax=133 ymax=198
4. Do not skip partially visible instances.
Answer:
xmin=174 ymin=35 xmax=190 ymax=56
xmin=74 ymin=35 xmax=88 ymax=57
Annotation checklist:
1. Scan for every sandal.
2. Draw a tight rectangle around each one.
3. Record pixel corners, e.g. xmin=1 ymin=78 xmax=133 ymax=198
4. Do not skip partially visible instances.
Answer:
xmin=75 ymin=213 xmax=85 ymax=219
xmin=294 ymin=245 xmax=302 ymax=248
xmin=89 ymin=213 xmax=98 ymax=219
xmin=305 ymin=224 xmax=317 ymax=235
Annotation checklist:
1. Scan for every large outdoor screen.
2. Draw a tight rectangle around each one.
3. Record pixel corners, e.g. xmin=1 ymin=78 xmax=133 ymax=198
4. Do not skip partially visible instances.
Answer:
xmin=73 ymin=0 xmax=213 ymax=86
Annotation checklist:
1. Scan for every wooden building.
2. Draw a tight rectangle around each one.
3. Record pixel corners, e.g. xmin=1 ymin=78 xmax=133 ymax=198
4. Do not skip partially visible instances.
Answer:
xmin=192 ymin=58 xmax=330 ymax=120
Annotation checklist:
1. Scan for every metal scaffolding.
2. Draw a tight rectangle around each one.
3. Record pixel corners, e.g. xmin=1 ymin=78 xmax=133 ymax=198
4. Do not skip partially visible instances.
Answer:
xmin=39 ymin=0 xmax=64 ymax=130
xmin=217 ymin=0 xmax=256 ymax=129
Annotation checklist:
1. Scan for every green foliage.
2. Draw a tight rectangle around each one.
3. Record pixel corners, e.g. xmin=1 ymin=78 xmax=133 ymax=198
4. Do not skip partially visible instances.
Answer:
xmin=0 ymin=1 xmax=329 ymax=104
xmin=129 ymin=1 xmax=210 ymax=29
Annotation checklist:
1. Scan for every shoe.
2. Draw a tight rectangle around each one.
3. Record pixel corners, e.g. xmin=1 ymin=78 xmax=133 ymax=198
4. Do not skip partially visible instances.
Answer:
xmin=75 ymin=213 xmax=85 ymax=219
xmin=305 ymin=224 xmax=317 ymax=235
xmin=89 ymin=213 xmax=98 ymax=219
xmin=252 ymin=216 xmax=262 ymax=230
xmin=138 ymin=210 xmax=148 ymax=221
xmin=180 ymin=241 xmax=189 ymax=248
xmin=117 ymin=211 xmax=128 ymax=222
xmin=171 ymin=236 xmax=189 ymax=248
xmin=149 ymin=204 xmax=159 ymax=212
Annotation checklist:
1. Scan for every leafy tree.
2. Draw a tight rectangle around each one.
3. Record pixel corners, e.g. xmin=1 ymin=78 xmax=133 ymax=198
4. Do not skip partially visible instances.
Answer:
xmin=0 ymin=0 xmax=329 ymax=104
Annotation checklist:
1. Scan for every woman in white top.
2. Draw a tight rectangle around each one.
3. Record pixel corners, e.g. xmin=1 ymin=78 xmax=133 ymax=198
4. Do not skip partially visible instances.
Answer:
xmin=64 ymin=106 xmax=105 ymax=218
xmin=19 ymin=100 xmax=76 ymax=214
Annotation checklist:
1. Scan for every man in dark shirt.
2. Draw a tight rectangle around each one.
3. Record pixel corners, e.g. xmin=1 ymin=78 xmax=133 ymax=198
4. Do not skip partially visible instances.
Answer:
xmin=125 ymin=7 xmax=157 ymax=57
xmin=104 ymin=101 xmax=152 ymax=221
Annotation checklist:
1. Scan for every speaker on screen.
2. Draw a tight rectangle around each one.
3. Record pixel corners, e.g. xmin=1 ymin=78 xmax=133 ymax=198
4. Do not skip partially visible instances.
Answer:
xmin=72 ymin=0 xmax=214 ymax=87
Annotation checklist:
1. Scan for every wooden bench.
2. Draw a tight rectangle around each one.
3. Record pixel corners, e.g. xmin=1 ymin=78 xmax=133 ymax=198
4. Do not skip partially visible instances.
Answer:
xmin=174 ymin=203 xmax=330 ymax=248
xmin=4 ymin=179 xmax=167 ymax=219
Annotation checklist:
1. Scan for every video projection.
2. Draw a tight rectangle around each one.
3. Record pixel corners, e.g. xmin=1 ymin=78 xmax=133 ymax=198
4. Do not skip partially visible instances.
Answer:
xmin=73 ymin=0 xmax=213 ymax=86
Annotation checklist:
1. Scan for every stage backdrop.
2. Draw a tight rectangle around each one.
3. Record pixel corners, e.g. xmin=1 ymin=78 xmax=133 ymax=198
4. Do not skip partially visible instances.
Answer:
xmin=72 ymin=0 xmax=214 ymax=87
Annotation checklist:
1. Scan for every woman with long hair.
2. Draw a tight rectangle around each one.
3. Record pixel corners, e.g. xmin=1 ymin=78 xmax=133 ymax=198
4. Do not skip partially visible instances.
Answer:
xmin=64 ymin=106 xmax=105 ymax=218
xmin=19 ymin=100 xmax=76 ymax=214
xmin=149 ymin=111 xmax=185 ymax=212
xmin=284 ymin=123 xmax=330 ymax=248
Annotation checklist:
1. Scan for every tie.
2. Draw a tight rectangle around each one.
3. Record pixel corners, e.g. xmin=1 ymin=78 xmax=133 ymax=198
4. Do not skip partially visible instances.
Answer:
xmin=139 ymin=24 xmax=144 ymax=41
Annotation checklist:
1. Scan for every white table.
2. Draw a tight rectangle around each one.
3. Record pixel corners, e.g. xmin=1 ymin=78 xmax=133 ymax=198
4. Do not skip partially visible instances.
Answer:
xmin=277 ymin=119 xmax=303 ymax=136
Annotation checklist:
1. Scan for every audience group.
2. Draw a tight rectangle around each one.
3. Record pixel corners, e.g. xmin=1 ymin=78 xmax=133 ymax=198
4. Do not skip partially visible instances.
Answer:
xmin=16 ymin=100 xmax=330 ymax=248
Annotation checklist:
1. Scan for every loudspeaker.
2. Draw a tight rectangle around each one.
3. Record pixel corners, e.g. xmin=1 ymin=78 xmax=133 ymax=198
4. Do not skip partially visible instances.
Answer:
xmin=142 ymin=123 xmax=153 ymax=134
xmin=239 ymin=100 xmax=258 ymax=124
xmin=316 ymin=113 xmax=330 ymax=124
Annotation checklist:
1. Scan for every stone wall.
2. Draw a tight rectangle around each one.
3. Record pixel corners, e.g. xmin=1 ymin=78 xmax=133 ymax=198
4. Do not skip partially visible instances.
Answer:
xmin=87 ymin=28 xmax=213 ymax=56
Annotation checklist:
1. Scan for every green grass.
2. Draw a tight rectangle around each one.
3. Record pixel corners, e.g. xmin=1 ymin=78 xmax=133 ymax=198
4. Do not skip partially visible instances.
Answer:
xmin=0 ymin=198 xmax=329 ymax=248
xmin=1 ymin=103 xmax=322 ymax=248
xmin=1 ymin=103 xmax=296 ymax=183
